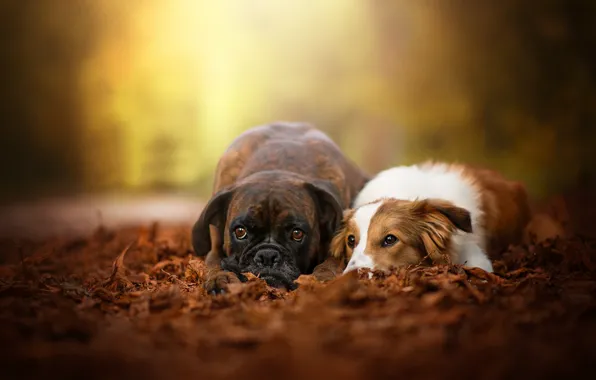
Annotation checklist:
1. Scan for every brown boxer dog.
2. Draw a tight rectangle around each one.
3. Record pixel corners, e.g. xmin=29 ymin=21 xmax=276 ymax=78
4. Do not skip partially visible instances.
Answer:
xmin=192 ymin=122 xmax=369 ymax=294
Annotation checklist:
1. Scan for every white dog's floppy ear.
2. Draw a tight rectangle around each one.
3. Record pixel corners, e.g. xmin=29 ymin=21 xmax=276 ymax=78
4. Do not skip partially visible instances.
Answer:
xmin=329 ymin=209 xmax=353 ymax=260
xmin=411 ymin=198 xmax=472 ymax=264
xmin=413 ymin=198 xmax=473 ymax=233
xmin=191 ymin=187 xmax=235 ymax=257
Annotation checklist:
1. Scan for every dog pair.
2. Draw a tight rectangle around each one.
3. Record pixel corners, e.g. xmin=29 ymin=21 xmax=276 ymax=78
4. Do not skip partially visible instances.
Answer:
xmin=192 ymin=123 xmax=530 ymax=294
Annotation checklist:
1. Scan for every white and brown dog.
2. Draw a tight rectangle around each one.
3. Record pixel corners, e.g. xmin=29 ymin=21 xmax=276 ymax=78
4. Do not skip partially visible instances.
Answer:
xmin=330 ymin=162 xmax=531 ymax=274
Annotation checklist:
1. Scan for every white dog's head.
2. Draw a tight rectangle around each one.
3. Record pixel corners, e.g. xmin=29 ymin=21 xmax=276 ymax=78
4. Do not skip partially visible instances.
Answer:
xmin=330 ymin=197 xmax=473 ymax=274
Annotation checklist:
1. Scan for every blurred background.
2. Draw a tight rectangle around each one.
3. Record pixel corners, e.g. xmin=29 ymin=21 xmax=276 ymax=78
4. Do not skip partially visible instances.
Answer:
xmin=1 ymin=0 xmax=595 ymax=237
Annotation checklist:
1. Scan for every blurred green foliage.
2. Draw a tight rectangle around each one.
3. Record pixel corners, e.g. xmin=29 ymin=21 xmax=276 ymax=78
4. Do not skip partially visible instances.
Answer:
xmin=1 ymin=0 xmax=595 ymax=200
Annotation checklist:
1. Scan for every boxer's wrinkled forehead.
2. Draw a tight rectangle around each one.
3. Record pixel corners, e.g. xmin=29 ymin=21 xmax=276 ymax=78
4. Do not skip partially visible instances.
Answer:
xmin=226 ymin=184 xmax=317 ymax=228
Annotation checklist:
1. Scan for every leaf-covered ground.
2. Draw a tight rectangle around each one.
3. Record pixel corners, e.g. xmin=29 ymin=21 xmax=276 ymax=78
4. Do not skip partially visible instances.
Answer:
xmin=1 ymin=200 xmax=596 ymax=380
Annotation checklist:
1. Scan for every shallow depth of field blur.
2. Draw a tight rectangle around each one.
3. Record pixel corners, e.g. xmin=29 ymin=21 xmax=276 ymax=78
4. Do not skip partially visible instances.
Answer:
xmin=1 ymin=1 xmax=595 ymax=237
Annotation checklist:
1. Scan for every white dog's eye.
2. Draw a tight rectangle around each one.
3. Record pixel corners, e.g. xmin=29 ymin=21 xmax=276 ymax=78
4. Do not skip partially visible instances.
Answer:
xmin=382 ymin=234 xmax=399 ymax=247
xmin=347 ymin=235 xmax=356 ymax=248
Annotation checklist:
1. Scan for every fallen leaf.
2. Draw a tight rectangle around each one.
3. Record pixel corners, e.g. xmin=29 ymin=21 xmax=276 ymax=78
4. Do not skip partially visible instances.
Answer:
xmin=101 ymin=242 xmax=134 ymax=291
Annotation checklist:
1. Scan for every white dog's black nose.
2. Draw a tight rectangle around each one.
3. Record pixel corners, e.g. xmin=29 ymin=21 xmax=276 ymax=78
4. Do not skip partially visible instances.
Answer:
xmin=254 ymin=249 xmax=281 ymax=267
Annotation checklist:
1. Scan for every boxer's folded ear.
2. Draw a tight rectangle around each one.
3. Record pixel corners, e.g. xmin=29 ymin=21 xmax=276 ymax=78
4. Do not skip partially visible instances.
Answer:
xmin=192 ymin=187 xmax=235 ymax=257
xmin=304 ymin=180 xmax=343 ymax=248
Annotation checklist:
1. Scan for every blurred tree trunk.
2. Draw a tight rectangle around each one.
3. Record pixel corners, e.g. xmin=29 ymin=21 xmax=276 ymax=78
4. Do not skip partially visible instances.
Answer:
xmin=0 ymin=1 xmax=99 ymax=198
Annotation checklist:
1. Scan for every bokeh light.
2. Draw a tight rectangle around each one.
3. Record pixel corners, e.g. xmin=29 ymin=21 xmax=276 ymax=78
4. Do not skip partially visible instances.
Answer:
xmin=2 ymin=0 xmax=595 ymax=201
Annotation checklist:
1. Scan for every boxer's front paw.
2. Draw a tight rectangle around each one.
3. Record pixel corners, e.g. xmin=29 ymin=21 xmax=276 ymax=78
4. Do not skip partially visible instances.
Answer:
xmin=204 ymin=271 xmax=240 ymax=295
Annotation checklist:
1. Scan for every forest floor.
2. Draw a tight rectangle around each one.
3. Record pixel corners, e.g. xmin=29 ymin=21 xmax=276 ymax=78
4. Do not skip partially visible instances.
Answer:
xmin=0 ymin=193 xmax=595 ymax=380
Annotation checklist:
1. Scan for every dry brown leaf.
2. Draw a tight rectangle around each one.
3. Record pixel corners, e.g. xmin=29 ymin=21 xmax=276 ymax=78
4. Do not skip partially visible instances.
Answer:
xmin=128 ymin=273 xmax=150 ymax=285
xmin=294 ymin=274 xmax=318 ymax=287
xmin=149 ymin=258 xmax=184 ymax=275
xmin=226 ymin=282 xmax=246 ymax=296
xmin=460 ymin=279 xmax=487 ymax=304
xmin=242 ymin=272 xmax=259 ymax=281
xmin=101 ymin=242 xmax=134 ymax=291
xmin=184 ymin=258 xmax=204 ymax=282
xmin=3 ymin=220 xmax=596 ymax=379
xmin=463 ymin=266 xmax=505 ymax=284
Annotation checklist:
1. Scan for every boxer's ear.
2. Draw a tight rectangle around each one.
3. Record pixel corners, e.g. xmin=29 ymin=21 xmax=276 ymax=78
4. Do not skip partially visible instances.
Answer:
xmin=304 ymin=180 xmax=344 ymax=242
xmin=191 ymin=187 xmax=235 ymax=257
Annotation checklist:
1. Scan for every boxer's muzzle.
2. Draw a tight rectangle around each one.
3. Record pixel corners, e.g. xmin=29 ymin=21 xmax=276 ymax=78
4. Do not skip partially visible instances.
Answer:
xmin=221 ymin=242 xmax=300 ymax=290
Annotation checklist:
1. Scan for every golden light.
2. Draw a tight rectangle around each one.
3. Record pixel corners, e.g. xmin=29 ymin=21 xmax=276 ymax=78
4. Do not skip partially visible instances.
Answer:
xmin=78 ymin=1 xmax=378 ymax=192
xmin=65 ymin=1 xmax=591 ymax=198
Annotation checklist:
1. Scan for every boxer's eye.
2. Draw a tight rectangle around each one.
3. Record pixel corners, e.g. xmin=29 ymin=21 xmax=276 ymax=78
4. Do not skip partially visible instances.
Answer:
xmin=234 ymin=226 xmax=248 ymax=240
xmin=381 ymin=234 xmax=399 ymax=247
xmin=347 ymin=235 xmax=355 ymax=248
xmin=291 ymin=228 xmax=305 ymax=242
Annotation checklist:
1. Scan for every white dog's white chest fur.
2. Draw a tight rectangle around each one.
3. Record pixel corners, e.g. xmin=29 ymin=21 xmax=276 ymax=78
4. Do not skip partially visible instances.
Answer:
xmin=346 ymin=163 xmax=494 ymax=273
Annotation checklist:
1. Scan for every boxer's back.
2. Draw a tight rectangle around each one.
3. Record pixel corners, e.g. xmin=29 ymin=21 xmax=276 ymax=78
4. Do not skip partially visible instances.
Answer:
xmin=213 ymin=122 xmax=369 ymax=207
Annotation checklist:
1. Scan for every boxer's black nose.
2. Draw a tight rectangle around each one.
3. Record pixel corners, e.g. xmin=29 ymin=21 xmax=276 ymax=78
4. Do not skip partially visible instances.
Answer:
xmin=254 ymin=249 xmax=281 ymax=267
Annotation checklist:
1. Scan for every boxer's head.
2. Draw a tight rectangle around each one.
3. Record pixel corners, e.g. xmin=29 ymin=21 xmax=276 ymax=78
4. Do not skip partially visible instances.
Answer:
xmin=192 ymin=171 xmax=343 ymax=289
